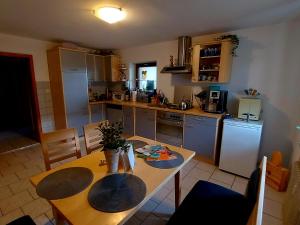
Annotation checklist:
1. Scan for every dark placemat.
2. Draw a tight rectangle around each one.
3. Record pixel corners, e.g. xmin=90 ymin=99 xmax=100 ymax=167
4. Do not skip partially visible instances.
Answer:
xmin=88 ymin=173 xmax=146 ymax=213
xmin=126 ymin=140 xmax=148 ymax=150
xmin=36 ymin=167 xmax=93 ymax=200
xmin=145 ymin=151 xmax=184 ymax=169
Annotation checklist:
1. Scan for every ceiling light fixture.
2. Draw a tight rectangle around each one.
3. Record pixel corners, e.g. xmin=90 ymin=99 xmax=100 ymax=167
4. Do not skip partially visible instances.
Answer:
xmin=94 ymin=7 xmax=126 ymax=24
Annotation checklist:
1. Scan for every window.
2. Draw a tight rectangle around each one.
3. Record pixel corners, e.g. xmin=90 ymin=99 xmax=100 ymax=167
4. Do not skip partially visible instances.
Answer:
xmin=135 ymin=62 xmax=157 ymax=91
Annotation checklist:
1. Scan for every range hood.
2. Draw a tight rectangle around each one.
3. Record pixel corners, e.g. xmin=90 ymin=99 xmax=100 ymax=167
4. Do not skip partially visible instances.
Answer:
xmin=161 ymin=36 xmax=192 ymax=74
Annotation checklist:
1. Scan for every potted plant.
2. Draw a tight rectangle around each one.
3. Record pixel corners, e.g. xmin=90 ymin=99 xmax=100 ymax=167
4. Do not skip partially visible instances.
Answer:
xmin=98 ymin=121 xmax=129 ymax=173
xmin=216 ymin=34 xmax=239 ymax=56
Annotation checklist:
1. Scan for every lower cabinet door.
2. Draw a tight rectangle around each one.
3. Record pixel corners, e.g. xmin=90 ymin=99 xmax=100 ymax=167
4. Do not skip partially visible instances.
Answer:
xmin=123 ymin=106 xmax=134 ymax=136
xmin=135 ymin=108 xmax=156 ymax=140
xmin=183 ymin=115 xmax=217 ymax=161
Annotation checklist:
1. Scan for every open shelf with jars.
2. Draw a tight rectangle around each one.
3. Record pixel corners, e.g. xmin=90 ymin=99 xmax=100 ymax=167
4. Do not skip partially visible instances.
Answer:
xmin=192 ymin=40 xmax=233 ymax=83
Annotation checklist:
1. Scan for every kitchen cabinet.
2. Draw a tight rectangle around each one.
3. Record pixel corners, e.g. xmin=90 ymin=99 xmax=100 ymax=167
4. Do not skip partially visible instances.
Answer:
xmin=123 ymin=106 xmax=134 ymax=137
xmin=104 ymin=55 xmax=121 ymax=82
xmin=135 ymin=108 xmax=156 ymax=140
xmin=192 ymin=40 xmax=233 ymax=83
xmin=60 ymin=49 xmax=86 ymax=74
xmin=47 ymin=47 xmax=89 ymax=136
xmin=105 ymin=104 xmax=123 ymax=124
xmin=90 ymin=104 xmax=104 ymax=123
xmin=86 ymin=54 xmax=96 ymax=81
xmin=86 ymin=54 xmax=105 ymax=81
xmin=183 ymin=115 xmax=218 ymax=162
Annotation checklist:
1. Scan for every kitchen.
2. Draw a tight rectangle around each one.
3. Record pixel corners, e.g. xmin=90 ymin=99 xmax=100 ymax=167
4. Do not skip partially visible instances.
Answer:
xmin=0 ymin=1 xmax=299 ymax=225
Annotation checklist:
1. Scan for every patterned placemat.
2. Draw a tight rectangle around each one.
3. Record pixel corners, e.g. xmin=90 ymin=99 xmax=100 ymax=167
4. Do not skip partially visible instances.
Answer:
xmin=36 ymin=167 xmax=93 ymax=200
xmin=145 ymin=151 xmax=184 ymax=169
xmin=88 ymin=173 xmax=146 ymax=212
xmin=126 ymin=140 xmax=148 ymax=150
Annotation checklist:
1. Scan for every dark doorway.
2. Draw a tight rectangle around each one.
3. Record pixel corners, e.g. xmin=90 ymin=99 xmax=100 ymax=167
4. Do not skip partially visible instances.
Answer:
xmin=0 ymin=52 xmax=41 ymax=153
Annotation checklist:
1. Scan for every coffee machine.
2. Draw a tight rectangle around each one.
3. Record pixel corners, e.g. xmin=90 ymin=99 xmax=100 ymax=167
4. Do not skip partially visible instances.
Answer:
xmin=204 ymin=89 xmax=228 ymax=114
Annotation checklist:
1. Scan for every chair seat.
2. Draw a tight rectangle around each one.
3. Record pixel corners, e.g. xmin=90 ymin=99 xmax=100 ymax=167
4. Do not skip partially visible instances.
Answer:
xmin=6 ymin=215 xmax=36 ymax=225
xmin=167 ymin=180 xmax=252 ymax=225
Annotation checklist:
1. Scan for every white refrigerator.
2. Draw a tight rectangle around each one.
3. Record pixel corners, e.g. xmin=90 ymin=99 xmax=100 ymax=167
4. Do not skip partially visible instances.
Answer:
xmin=219 ymin=118 xmax=263 ymax=178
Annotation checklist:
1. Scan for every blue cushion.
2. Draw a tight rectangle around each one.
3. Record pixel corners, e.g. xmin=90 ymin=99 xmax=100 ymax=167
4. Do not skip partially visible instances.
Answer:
xmin=167 ymin=180 xmax=252 ymax=225
xmin=6 ymin=215 xmax=36 ymax=225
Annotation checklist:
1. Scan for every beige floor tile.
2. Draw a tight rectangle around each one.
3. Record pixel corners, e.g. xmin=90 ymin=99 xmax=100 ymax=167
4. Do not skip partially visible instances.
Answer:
xmin=264 ymin=185 xmax=286 ymax=203
xmin=28 ymin=185 xmax=40 ymax=199
xmin=0 ymin=185 xmax=12 ymax=201
xmin=33 ymin=213 xmax=53 ymax=225
xmin=153 ymin=197 xmax=175 ymax=220
xmin=141 ymin=214 xmax=166 ymax=225
xmin=0 ymin=208 xmax=24 ymax=225
xmin=196 ymin=161 xmax=216 ymax=174
xmin=231 ymin=176 xmax=249 ymax=195
xmin=22 ymin=198 xmax=51 ymax=219
xmin=45 ymin=209 xmax=54 ymax=221
xmin=211 ymin=169 xmax=235 ymax=185
xmin=151 ymin=187 xmax=171 ymax=204
xmin=162 ymin=177 xmax=174 ymax=191
xmin=0 ymin=191 xmax=33 ymax=214
xmin=188 ymin=167 xmax=212 ymax=181
xmin=0 ymin=174 xmax=19 ymax=187
xmin=135 ymin=199 xmax=158 ymax=221
xmin=0 ymin=160 xmax=9 ymax=169
xmin=262 ymin=213 xmax=283 ymax=225
xmin=9 ymin=179 xmax=33 ymax=194
xmin=0 ymin=164 xmax=26 ymax=176
xmin=124 ymin=215 xmax=142 ymax=225
xmin=166 ymin=187 xmax=190 ymax=204
xmin=16 ymin=166 xmax=42 ymax=179
xmin=182 ymin=175 xmax=200 ymax=191
xmin=263 ymin=198 xmax=283 ymax=219
xmin=208 ymin=178 xmax=231 ymax=189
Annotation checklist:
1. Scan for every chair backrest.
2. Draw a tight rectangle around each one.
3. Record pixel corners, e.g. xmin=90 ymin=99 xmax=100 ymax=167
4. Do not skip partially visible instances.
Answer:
xmin=83 ymin=120 xmax=108 ymax=154
xmin=247 ymin=156 xmax=267 ymax=225
xmin=41 ymin=128 xmax=81 ymax=170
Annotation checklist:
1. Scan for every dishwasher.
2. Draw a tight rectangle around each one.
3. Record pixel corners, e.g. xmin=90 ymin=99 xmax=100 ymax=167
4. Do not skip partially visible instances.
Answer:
xmin=105 ymin=104 xmax=123 ymax=124
xmin=156 ymin=111 xmax=183 ymax=147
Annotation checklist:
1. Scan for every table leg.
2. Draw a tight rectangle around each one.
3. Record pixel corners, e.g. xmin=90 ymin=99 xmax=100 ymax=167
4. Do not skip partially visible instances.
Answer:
xmin=175 ymin=171 xmax=181 ymax=209
xmin=52 ymin=206 xmax=64 ymax=225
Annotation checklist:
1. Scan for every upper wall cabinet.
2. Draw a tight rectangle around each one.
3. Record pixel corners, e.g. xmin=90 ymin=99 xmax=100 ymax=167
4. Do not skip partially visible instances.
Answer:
xmin=104 ymin=55 xmax=121 ymax=82
xmin=192 ymin=40 xmax=233 ymax=83
xmin=60 ymin=49 xmax=86 ymax=74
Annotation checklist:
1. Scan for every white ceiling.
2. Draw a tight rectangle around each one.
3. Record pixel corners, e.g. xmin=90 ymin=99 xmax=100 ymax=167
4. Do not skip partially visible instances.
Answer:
xmin=0 ymin=0 xmax=300 ymax=49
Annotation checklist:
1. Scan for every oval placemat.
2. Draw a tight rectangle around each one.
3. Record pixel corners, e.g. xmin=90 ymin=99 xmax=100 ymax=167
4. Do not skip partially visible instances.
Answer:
xmin=88 ymin=173 xmax=146 ymax=213
xmin=145 ymin=151 xmax=184 ymax=169
xmin=36 ymin=167 xmax=93 ymax=200
xmin=126 ymin=140 xmax=148 ymax=150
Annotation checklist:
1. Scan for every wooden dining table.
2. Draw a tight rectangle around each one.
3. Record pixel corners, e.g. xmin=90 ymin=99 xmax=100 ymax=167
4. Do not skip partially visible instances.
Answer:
xmin=30 ymin=136 xmax=195 ymax=225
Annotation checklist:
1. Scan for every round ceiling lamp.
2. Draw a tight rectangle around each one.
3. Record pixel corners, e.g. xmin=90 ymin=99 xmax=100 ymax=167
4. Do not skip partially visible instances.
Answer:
xmin=94 ymin=7 xmax=126 ymax=24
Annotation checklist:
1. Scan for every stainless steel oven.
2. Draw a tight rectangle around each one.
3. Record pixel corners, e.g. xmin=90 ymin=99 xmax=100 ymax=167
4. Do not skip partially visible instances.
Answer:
xmin=156 ymin=111 xmax=183 ymax=147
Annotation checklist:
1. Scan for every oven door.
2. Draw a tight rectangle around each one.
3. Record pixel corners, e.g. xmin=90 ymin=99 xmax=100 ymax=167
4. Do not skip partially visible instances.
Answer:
xmin=156 ymin=117 xmax=183 ymax=147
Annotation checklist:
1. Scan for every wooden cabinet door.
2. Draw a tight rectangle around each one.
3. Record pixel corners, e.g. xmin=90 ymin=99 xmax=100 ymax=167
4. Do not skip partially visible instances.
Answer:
xmin=135 ymin=108 xmax=155 ymax=139
xmin=90 ymin=104 xmax=104 ymax=123
xmin=123 ymin=106 xmax=134 ymax=136
xmin=104 ymin=55 xmax=120 ymax=82
xmin=60 ymin=49 xmax=86 ymax=74
xmin=95 ymin=55 xmax=105 ymax=81
xmin=183 ymin=115 xmax=217 ymax=161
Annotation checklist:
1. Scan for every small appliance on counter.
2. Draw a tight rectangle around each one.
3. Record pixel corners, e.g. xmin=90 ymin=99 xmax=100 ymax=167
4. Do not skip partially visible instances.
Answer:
xmin=238 ymin=97 xmax=262 ymax=121
xmin=112 ymin=92 xmax=125 ymax=101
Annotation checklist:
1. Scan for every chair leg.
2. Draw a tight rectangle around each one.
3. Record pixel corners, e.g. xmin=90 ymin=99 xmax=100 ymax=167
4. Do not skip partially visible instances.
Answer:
xmin=52 ymin=206 xmax=65 ymax=225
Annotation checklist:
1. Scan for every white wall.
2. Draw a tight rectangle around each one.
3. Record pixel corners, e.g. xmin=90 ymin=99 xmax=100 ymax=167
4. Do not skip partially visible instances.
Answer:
xmin=0 ymin=33 xmax=55 ymax=81
xmin=120 ymin=20 xmax=300 ymax=166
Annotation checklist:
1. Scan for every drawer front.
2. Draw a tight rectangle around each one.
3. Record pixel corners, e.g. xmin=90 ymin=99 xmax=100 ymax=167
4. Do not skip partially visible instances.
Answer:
xmin=185 ymin=115 xmax=217 ymax=127
xmin=135 ymin=108 xmax=155 ymax=139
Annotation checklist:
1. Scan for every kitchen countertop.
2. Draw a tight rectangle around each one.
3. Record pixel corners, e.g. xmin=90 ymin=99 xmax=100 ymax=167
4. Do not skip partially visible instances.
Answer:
xmin=89 ymin=100 xmax=224 ymax=119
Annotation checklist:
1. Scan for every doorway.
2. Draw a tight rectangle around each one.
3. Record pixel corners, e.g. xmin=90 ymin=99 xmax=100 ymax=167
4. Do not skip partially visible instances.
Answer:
xmin=0 ymin=52 xmax=41 ymax=153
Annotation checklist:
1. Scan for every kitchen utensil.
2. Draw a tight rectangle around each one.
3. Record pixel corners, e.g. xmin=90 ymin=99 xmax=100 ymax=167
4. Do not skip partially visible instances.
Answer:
xmin=179 ymin=101 xmax=187 ymax=110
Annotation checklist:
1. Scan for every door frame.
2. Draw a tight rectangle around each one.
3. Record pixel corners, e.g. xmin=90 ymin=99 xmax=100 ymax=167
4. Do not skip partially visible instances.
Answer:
xmin=0 ymin=51 xmax=42 ymax=141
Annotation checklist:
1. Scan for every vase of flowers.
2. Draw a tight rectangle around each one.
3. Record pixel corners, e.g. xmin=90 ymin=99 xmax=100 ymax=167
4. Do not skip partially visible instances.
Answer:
xmin=98 ymin=121 xmax=129 ymax=173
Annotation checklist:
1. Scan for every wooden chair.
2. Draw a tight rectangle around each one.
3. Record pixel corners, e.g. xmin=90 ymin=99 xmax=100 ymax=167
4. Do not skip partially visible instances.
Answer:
xmin=41 ymin=128 xmax=81 ymax=171
xmin=167 ymin=156 xmax=267 ymax=225
xmin=83 ymin=120 xmax=108 ymax=154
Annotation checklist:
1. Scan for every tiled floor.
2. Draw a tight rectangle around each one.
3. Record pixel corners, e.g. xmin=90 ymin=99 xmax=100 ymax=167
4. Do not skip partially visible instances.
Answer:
xmin=0 ymin=131 xmax=38 ymax=154
xmin=0 ymin=142 xmax=285 ymax=225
